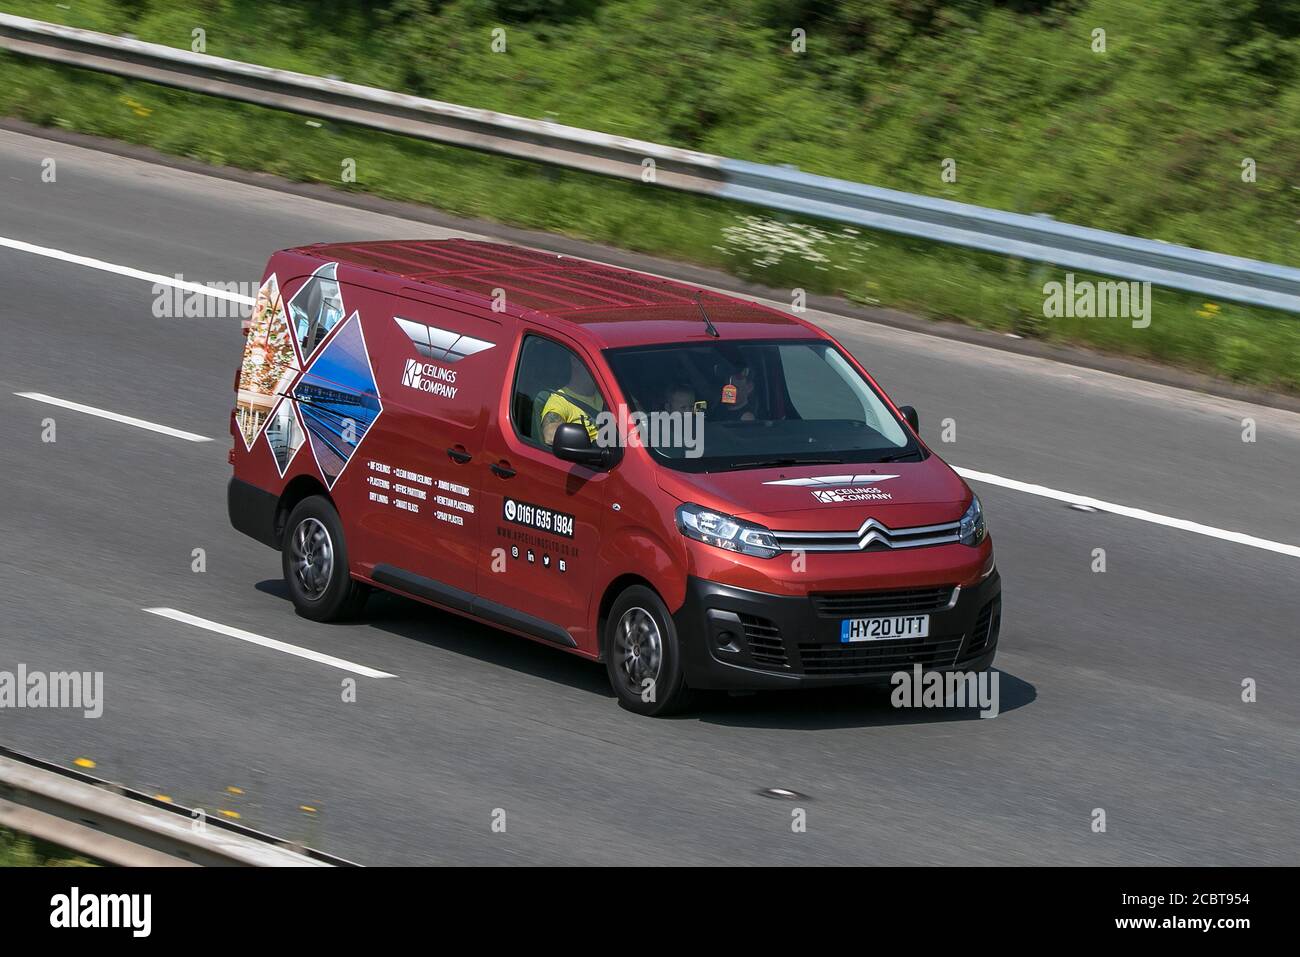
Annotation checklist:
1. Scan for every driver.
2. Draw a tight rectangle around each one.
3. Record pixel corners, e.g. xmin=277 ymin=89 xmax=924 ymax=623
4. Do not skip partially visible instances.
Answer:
xmin=540 ymin=352 xmax=604 ymax=445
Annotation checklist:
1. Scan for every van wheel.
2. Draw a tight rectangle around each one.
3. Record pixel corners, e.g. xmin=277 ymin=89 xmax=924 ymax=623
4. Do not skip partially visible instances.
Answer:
xmin=604 ymin=586 xmax=690 ymax=717
xmin=282 ymin=496 xmax=368 ymax=622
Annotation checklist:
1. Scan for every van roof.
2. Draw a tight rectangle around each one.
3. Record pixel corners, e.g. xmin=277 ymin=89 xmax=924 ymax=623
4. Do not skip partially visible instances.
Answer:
xmin=285 ymin=239 xmax=820 ymax=349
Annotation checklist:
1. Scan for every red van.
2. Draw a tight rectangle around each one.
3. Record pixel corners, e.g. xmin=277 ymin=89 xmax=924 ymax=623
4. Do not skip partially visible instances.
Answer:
xmin=228 ymin=240 xmax=1000 ymax=715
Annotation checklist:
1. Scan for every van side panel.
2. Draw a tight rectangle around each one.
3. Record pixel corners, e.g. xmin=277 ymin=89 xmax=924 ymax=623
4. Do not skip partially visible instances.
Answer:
xmin=348 ymin=289 xmax=510 ymax=594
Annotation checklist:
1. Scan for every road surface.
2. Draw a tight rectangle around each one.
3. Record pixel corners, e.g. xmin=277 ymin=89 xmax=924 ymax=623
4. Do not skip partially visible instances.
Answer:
xmin=0 ymin=128 xmax=1296 ymax=864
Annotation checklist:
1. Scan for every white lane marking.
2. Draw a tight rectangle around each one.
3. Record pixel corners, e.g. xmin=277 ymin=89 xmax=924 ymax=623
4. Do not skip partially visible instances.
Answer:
xmin=15 ymin=392 xmax=214 ymax=442
xmin=956 ymin=466 xmax=1300 ymax=560
xmin=5 ymin=236 xmax=1298 ymax=561
xmin=0 ymin=235 xmax=255 ymax=304
xmin=143 ymin=608 xmax=395 ymax=678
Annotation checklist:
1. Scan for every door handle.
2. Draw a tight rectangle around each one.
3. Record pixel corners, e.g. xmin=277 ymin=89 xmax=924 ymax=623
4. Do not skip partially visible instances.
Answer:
xmin=490 ymin=461 xmax=516 ymax=479
xmin=446 ymin=446 xmax=472 ymax=464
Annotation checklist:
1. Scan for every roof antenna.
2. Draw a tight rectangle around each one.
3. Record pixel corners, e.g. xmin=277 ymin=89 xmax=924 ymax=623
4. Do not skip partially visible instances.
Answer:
xmin=694 ymin=291 xmax=720 ymax=338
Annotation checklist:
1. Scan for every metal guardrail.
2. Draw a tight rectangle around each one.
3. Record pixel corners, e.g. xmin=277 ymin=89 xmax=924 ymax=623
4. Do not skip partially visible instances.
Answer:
xmin=0 ymin=746 xmax=353 ymax=866
xmin=2 ymin=12 xmax=1299 ymax=313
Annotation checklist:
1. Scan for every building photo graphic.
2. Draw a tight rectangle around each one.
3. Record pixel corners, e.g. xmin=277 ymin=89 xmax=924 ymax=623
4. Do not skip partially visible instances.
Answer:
xmin=264 ymin=396 xmax=306 ymax=476
xmin=292 ymin=313 xmax=381 ymax=487
xmin=288 ymin=261 xmax=346 ymax=359
xmin=235 ymin=274 xmax=299 ymax=449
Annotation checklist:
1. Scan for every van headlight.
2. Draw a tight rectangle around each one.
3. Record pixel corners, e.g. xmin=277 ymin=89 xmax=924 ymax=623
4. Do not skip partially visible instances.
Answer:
xmin=959 ymin=495 xmax=987 ymax=546
xmin=676 ymin=504 xmax=781 ymax=559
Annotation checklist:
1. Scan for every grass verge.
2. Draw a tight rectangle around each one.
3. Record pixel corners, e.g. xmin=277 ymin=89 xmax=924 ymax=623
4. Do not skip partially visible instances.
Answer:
xmin=0 ymin=3 xmax=1297 ymax=392
xmin=0 ymin=824 xmax=99 ymax=867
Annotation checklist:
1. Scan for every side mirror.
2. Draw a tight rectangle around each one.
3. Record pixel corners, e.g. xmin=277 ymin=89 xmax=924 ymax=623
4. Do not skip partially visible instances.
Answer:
xmin=553 ymin=422 xmax=611 ymax=468
xmin=898 ymin=405 xmax=919 ymax=433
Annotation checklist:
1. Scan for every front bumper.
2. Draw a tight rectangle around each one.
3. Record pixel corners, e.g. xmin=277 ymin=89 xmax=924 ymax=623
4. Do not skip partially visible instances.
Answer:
xmin=673 ymin=570 xmax=1001 ymax=690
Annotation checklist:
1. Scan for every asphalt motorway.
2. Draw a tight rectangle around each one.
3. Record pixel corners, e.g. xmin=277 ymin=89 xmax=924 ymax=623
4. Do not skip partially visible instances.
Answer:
xmin=0 ymin=128 xmax=1296 ymax=865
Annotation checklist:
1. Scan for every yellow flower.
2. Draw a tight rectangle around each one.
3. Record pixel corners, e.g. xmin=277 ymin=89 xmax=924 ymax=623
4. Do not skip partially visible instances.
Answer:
xmin=119 ymin=96 xmax=153 ymax=118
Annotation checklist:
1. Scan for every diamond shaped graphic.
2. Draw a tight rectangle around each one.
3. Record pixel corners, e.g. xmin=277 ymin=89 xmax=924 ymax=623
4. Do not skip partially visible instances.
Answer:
xmin=293 ymin=311 xmax=381 ymax=489
xmin=236 ymin=274 xmax=299 ymax=450
xmin=288 ymin=262 xmax=346 ymax=363
xmin=263 ymin=395 xmax=306 ymax=477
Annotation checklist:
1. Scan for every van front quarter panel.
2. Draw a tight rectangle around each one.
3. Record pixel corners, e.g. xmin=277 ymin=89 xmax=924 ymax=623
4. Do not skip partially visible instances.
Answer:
xmin=593 ymin=519 xmax=691 ymax=642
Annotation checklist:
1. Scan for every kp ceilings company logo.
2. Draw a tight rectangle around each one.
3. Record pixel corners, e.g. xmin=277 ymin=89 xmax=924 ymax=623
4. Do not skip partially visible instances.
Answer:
xmin=764 ymin=473 xmax=899 ymax=503
xmin=812 ymin=487 xmax=892 ymax=503
xmin=393 ymin=316 xmax=495 ymax=399
xmin=400 ymin=357 xmax=427 ymax=387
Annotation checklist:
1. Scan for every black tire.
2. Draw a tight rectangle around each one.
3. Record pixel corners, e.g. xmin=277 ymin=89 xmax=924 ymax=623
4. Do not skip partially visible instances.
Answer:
xmin=604 ymin=585 xmax=690 ymax=717
xmin=281 ymin=495 xmax=369 ymax=622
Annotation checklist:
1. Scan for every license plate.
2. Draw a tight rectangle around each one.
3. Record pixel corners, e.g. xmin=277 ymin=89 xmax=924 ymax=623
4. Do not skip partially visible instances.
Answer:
xmin=840 ymin=614 xmax=930 ymax=643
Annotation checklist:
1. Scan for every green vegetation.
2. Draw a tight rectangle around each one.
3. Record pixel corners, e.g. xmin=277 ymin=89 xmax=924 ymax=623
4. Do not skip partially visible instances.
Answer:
xmin=1 ymin=0 xmax=1298 ymax=389
xmin=0 ymin=825 xmax=98 ymax=866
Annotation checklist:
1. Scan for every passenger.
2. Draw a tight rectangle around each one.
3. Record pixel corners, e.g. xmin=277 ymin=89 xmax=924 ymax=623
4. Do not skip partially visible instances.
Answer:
xmin=662 ymin=381 xmax=697 ymax=415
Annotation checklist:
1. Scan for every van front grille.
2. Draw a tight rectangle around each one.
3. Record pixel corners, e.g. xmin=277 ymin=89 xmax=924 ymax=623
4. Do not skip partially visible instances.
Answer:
xmin=811 ymin=586 xmax=955 ymax=618
xmin=796 ymin=636 xmax=963 ymax=676
xmin=773 ymin=517 xmax=961 ymax=552
xmin=739 ymin=613 xmax=788 ymax=668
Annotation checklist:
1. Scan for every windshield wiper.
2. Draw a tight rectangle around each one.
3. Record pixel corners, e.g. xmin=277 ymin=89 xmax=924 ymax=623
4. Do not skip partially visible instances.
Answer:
xmin=874 ymin=449 xmax=923 ymax=463
xmin=723 ymin=457 xmax=843 ymax=471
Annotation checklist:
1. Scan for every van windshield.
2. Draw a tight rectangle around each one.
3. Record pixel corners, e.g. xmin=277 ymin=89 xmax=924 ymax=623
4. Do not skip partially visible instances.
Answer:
xmin=603 ymin=339 xmax=921 ymax=473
